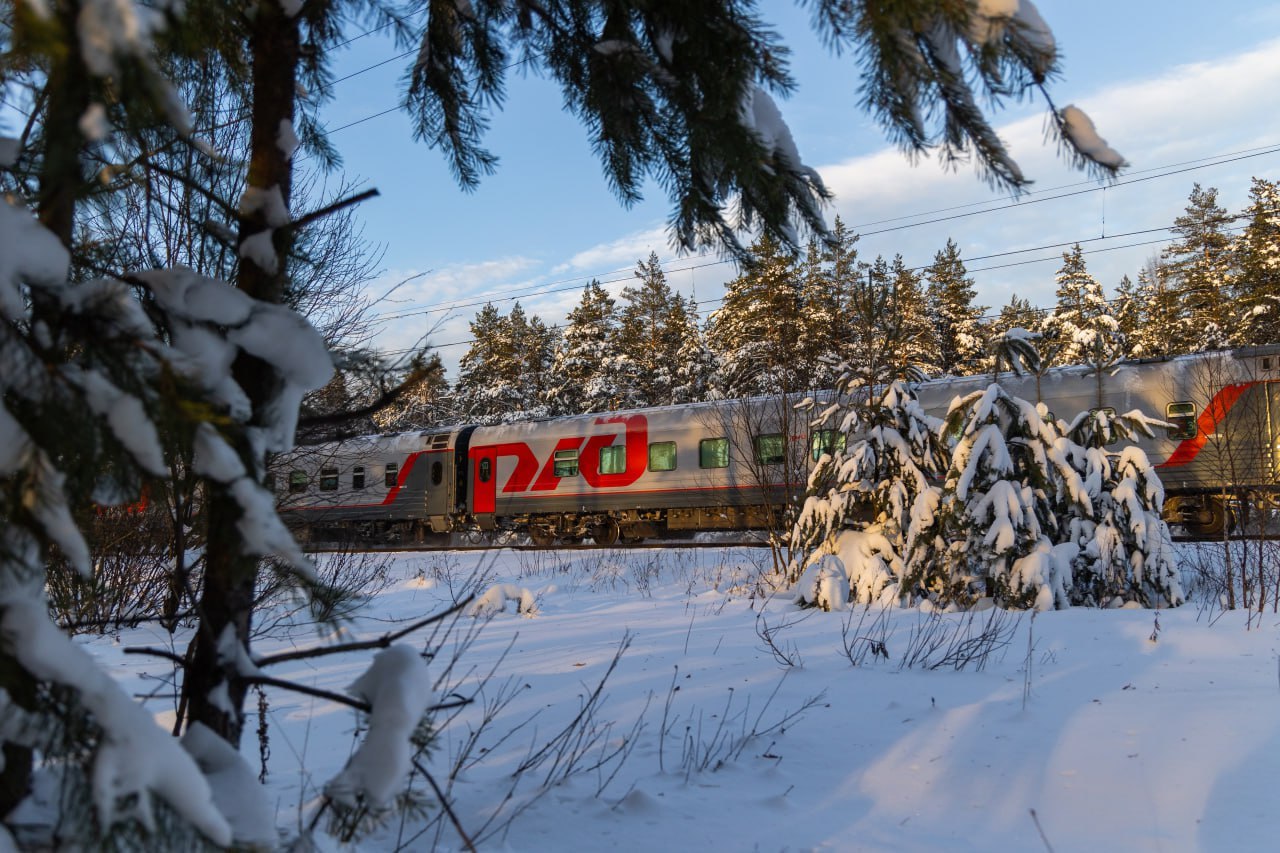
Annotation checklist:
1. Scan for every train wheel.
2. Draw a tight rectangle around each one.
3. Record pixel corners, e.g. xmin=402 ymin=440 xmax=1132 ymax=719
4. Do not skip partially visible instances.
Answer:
xmin=592 ymin=519 xmax=620 ymax=547
xmin=529 ymin=527 xmax=555 ymax=547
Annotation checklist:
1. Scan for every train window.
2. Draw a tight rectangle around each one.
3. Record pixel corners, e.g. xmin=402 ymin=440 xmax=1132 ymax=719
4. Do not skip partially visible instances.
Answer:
xmin=264 ymin=473 xmax=277 ymax=492
xmin=554 ymin=449 xmax=579 ymax=477
xmin=385 ymin=462 xmax=399 ymax=488
xmin=319 ymin=467 xmax=339 ymax=491
xmin=431 ymin=460 xmax=444 ymax=486
xmin=352 ymin=466 xmax=365 ymax=489
xmin=810 ymin=429 xmax=846 ymax=462
xmin=1166 ymin=402 xmax=1197 ymax=440
xmin=648 ymin=441 xmax=677 ymax=472
xmin=288 ymin=470 xmax=308 ymax=493
xmin=700 ymin=437 xmax=729 ymax=469
xmin=599 ymin=445 xmax=626 ymax=475
xmin=754 ymin=434 xmax=785 ymax=465
xmin=478 ymin=458 xmax=492 ymax=482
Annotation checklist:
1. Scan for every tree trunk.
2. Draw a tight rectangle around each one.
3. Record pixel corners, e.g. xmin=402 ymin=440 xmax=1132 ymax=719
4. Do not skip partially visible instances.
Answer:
xmin=181 ymin=4 xmax=298 ymax=746
xmin=0 ymin=0 xmax=95 ymax=813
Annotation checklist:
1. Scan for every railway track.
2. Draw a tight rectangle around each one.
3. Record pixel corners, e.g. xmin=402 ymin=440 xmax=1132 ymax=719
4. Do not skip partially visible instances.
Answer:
xmin=301 ymin=537 xmax=774 ymax=554
xmin=307 ymin=532 xmax=1280 ymax=553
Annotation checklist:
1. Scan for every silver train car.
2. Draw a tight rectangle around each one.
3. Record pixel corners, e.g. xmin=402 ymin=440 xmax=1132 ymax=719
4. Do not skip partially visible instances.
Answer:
xmin=275 ymin=345 xmax=1280 ymax=543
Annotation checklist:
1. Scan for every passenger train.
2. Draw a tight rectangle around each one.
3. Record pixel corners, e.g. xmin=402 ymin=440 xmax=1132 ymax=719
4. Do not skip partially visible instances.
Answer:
xmin=275 ymin=345 xmax=1280 ymax=544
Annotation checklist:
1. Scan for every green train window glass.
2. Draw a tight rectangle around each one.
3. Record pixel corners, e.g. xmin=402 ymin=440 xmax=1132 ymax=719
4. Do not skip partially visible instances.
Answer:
xmin=288 ymin=470 xmax=308 ymax=494
xmin=1166 ymin=402 xmax=1197 ymax=441
xmin=599 ymin=445 xmax=626 ymax=475
xmin=319 ymin=467 xmax=339 ymax=491
xmin=648 ymin=441 xmax=677 ymax=472
xmin=810 ymin=429 xmax=846 ymax=461
xmin=754 ymin=433 xmax=785 ymax=465
xmin=700 ymin=437 xmax=729 ymax=469
xmin=554 ymin=449 xmax=579 ymax=477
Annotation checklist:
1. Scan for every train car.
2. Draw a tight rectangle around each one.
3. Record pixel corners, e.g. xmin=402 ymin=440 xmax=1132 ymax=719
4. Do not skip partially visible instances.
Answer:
xmin=465 ymin=396 xmax=811 ymax=545
xmin=273 ymin=428 xmax=473 ymax=544
xmin=275 ymin=345 xmax=1280 ymax=544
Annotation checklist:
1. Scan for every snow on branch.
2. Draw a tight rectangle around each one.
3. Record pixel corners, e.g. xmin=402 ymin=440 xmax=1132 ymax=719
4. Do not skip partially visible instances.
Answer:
xmin=324 ymin=645 xmax=435 ymax=809
xmin=0 ymin=586 xmax=233 ymax=845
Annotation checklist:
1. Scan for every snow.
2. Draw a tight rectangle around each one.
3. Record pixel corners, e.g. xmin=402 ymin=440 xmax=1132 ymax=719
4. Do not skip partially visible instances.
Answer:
xmin=276 ymin=118 xmax=299 ymax=161
xmin=181 ymin=723 xmax=276 ymax=847
xmin=0 ymin=585 xmax=232 ymax=846
xmin=469 ymin=582 xmax=538 ymax=616
xmin=35 ymin=544 xmax=1278 ymax=849
xmin=324 ymin=645 xmax=434 ymax=809
xmin=239 ymin=231 xmax=279 ymax=273
xmin=1060 ymin=104 xmax=1127 ymax=170
xmin=739 ymin=85 xmax=824 ymax=187
xmin=0 ymin=200 xmax=70 ymax=321
xmin=78 ymin=102 xmax=109 ymax=141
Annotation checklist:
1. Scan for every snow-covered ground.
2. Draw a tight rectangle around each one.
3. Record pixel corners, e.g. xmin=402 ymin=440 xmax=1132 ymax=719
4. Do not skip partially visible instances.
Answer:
xmin=81 ymin=546 xmax=1280 ymax=850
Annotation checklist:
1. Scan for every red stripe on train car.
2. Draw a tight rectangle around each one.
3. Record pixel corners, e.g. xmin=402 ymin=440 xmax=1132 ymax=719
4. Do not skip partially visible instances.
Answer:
xmin=1156 ymin=382 xmax=1254 ymax=468
xmin=289 ymin=450 xmax=425 ymax=512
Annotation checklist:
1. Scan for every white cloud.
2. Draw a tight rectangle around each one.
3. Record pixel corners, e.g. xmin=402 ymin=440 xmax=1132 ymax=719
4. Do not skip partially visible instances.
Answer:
xmin=550 ymin=224 xmax=670 ymax=274
xmin=815 ymin=38 xmax=1280 ymax=310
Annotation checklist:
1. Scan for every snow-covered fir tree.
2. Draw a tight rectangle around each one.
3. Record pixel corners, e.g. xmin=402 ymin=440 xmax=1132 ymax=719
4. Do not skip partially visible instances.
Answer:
xmin=791 ymin=380 xmax=946 ymax=604
xmin=888 ymin=255 xmax=937 ymax=377
xmin=1233 ymin=177 xmax=1280 ymax=345
xmin=548 ymin=280 xmax=621 ymax=414
xmin=992 ymin=295 xmax=1042 ymax=343
xmin=1131 ymin=258 xmax=1181 ymax=358
xmin=1113 ymin=274 xmax=1143 ymax=357
xmin=614 ymin=253 xmax=689 ymax=407
xmin=798 ymin=218 xmax=860 ymax=389
xmin=1060 ymin=409 xmax=1184 ymax=607
xmin=455 ymin=302 xmax=557 ymax=423
xmin=669 ymin=295 xmax=717 ymax=404
xmin=903 ymin=382 xmax=1086 ymax=610
xmin=708 ymin=234 xmax=808 ymax=396
xmin=924 ymin=239 xmax=987 ymax=376
xmin=1162 ymin=183 xmax=1234 ymax=350
xmin=1038 ymin=244 xmax=1124 ymax=371
xmin=371 ymin=351 xmax=453 ymax=433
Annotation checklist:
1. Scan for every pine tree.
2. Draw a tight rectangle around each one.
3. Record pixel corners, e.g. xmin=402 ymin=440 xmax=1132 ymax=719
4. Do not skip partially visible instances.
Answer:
xmin=372 ymin=352 xmax=452 ymax=432
xmin=1233 ymin=177 xmax=1280 ymax=345
xmin=925 ymin=239 xmax=987 ymax=376
xmin=903 ymin=384 xmax=1085 ymax=609
xmin=615 ymin=253 xmax=686 ymax=407
xmin=888 ymin=254 xmax=937 ymax=377
xmin=1162 ymin=184 xmax=1234 ymax=350
xmin=1113 ymin=274 xmax=1143 ymax=357
xmin=992 ymin=295 xmax=1042 ymax=340
xmin=1132 ymin=258 xmax=1182 ymax=358
xmin=707 ymin=234 xmax=807 ymax=397
xmin=1038 ymin=244 xmax=1124 ymax=371
xmin=549 ymin=280 xmax=621 ymax=414
xmin=798 ymin=217 xmax=860 ymax=389
xmin=455 ymin=303 xmax=554 ymax=422
xmin=671 ymin=297 xmax=717 ymax=404
xmin=791 ymin=380 xmax=946 ymax=602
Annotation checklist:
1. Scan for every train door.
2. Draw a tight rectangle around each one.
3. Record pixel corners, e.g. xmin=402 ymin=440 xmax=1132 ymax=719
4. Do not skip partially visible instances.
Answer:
xmin=470 ymin=445 xmax=498 ymax=521
xmin=421 ymin=433 xmax=454 ymax=532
